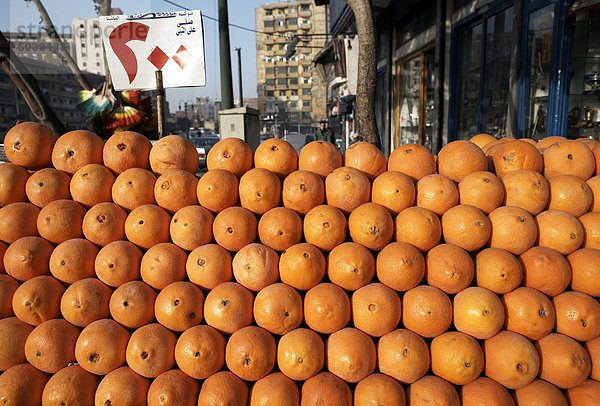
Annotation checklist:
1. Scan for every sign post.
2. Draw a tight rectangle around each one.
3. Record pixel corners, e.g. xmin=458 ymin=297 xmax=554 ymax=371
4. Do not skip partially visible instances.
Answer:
xmin=155 ymin=70 xmax=165 ymax=138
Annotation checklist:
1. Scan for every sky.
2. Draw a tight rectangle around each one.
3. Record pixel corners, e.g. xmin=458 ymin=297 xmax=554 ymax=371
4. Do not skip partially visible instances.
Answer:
xmin=1 ymin=0 xmax=282 ymax=113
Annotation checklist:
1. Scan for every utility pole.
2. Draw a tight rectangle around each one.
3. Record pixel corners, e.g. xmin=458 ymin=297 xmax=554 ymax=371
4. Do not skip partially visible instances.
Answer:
xmin=234 ymin=47 xmax=243 ymax=107
xmin=218 ymin=0 xmax=233 ymax=110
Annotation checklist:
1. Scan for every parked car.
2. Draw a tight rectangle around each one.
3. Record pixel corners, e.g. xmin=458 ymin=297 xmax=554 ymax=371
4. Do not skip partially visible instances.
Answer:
xmin=190 ymin=136 xmax=220 ymax=168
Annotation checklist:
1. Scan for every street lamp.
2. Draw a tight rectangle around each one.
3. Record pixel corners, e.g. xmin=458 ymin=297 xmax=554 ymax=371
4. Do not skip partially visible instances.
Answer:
xmin=234 ymin=47 xmax=243 ymax=107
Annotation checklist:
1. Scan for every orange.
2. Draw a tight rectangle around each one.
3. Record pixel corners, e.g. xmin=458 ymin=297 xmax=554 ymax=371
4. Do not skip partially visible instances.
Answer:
xmin=225 ymin=325 xmax=276 ymax=381
xmin=586 ymin=336 xmax=600 ymax=380
xmin=103 ymin=131 xmax=152 ymax=174
xmin=566 ymin=380 xmax=600 ymax=406
xmin=277 ymin=328 xmax=324 ymax=381
xmin=239 ymin=168 xmax=281 ymax=215
xmin=82 ymin=202 xmax=127 ymax=246
xmin=174 ymin=324 xmax=226 ymax=379
xmin=257 ymin=207 xmax=302 ymax=251
xmin=371 ymin=171 xmax=415 ymax=215
xmin=75 ymin=318 xmax=130 ymax=375
xmin=197 ymin=371 xmax=248 ymax=405
xmin=154 ymin=281 xmax=204 ymax=332
xmin=298 ymin=140 xmax=342 ymax=178
xmin=60 ymin=278 xmax=112 ymax=327
xmin=12 ymin=275 xmax=64 ymax=326
xmin=41 ymin=364 xmax=98 ymax=406
xmin=488 ymin=206 xmax=537 ymax=255
xmin=493 ymin=139 xmax=543 ymax=177
xmin=580 ymin=212 xmax=600 ymax=249
xmin=303 ymin=205 xmax=347 ymax=251
xmin=326 ymin=327 xmax=376 ymax=383
xmin=95 ymin=240 xmax=143 ymax=287
xmin=458 ymin=171 xmax=504 ymax=214
xmin=588 ymin=175 xmax=600 ymax=211
xmin=0 ymin=202 xmax=40 ymax=243
xmin=482 ymin=138 xmax=513 ymax=166
xmin=282 ymin=170 xmax=325 ymax=215
xmin=37 ymin=199 xmax=86 ymax=245
xmin=394 ymin=206 xmax=441 ymax=252
xmin=354 ymin=373 xmax=405 ymax=406
xmin=212 ymin=206 xmax=258 ymax=251
xmin=388 ymin=143 xmax=436 ymax=182
xmin=553 ymin=291 xmax=600 ymax=341
xmin=425 ymin=243 xmax=475 ymax=294
xmin=304 ymin=283 xmax=350 ymax=334
xmin=547 ymin=174 xmax=593 ymax=217
xmin=327 ymin=242 xmax=375 ymax=291
xmin=109 ymin=281 xmax=157 ymax=329
xmin=343 ymin=141 xmax=387 ymax=181
xmin=186 ymin=243 xmax=233 ymax=290
xmin=442 ymin=204 xmax=491 ymax=251
xmin=474 ymin=247 xmax=522 ymax=294
xmin=254 ymin=138 xmax=298 ymax=180
xmin=203 ymin=281 xmax=254 ymax=334
xmin=169 ymin=205 xmax=214 ymax=251
xmin=430 ymin=331 xmax=484 ymax=385
xmin=377 ymin=329 xmax=429 ymax=384
xmin=4 ymin=121 xmax=56 ymax=169
xmin=519 ymin=246 xmax=571 ymax=296
xmin=154 ymin=169 xmax=198 ymax=213
xmin=124 ymin=204 xmax=171 ymax=249
xmin=49 ymin=238 xmax=98 ymax=284
xmin=484 ymin=330 xmax=540 ymax=389
xmin=537 ymin=136 xmax=566 ymax=149
xmin=250 ymin=372 xmax=299 ymax=406
xmin=301 ymin=372 xmax=352 ymax=406
xmin=453 ymin=286 xmax=504 ymax=339
xmin=206 ymin=137 xmax=253 ymax=178
xmin=406 ymin=375 xmax=460 ymax=406
xmin=0 ymin=163 xmax=29 ymax=207
xmin=402 ymin=285 xmax=452 ymax=337
xmin=51 ymin=130 xmax=104 ymax=175
xmin=126 ymin=323 xmax=176 ymax=378
xmin=94 ymin=366 xmax=150 ymax=406
xmin=69 ymin=164 xmax=115 ymax=208
xmin=0 ymin=275 xmax=20 ymax=318
xmin=253 ymin=283 xmax=302 ymax=335
xmin=140 ymin=243 xmax=187 ymax=290
xmin=0 ymin=242 xmax=5 ymax=274
xmin=147 ymin=369 xmax=199 ymax=406
xmin=536 ymin=333 xmax=591 ymax=389
xmin=416 ymin=174 xmax=459 ymax=216
xmin=4 ymin=237 xmax=53 ymax=281
xmin=470 ymin=133 xmax=497 ymax=148
xmin=376 ymin=241 xmax=425 ymax=291
xmin=348 ymin=202 xmax=394 ymax=251
xmin=0 ymin=317 xmax=34 ymax=371
xmin=197 ymin=169 xmax=239 ymax=213
xmin=568 ymin=248 xmax=600 ymax=296
xmin=351 ymin=283 xmax=401 ymax=337
xmin=26 ymin=168 xmax=72 ymax=209
xmin=325 ymin=166 xmax=370 ymax=215
xmin=543 ymin=139 xmax=595 ymax=180
xmin=149 ymin=134 xmax=199 ymax=175
xmin=460 ymin=377 xmax=513 ymax=406
xmin=502 ymin=286 xmax=555 ymax=340
xmin=502 ymin=169 xmax=550 ymax=215
xmin=536 ymin=209 xmax=584 ymax=255
xmin=278 ymin=243 xmax=326 ymax=290
xmin=25 ymin=318 xmax=80 ymax=373
xmin=111 ymin=168 xmax=157 ymax=211
xmin=0 ymin=363 xmax=49 ymax=405
xmin=232 ymin=243 xmax=279 ymax=292
xmin=437 ymin=140 xmax=487 ymax=183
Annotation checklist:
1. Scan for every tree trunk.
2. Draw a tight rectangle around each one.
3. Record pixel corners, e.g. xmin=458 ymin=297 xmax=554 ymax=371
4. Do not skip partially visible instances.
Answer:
xmin=27 ymin=0 xmax=93 ymax=91
xmin=0 ymin=30 xmax=66 ymax=133
xmin=344 ymin=0 xmax=380 ymax=149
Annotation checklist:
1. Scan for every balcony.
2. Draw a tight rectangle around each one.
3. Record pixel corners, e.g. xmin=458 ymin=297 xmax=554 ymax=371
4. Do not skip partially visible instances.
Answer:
xmin=299 ymin=10 xmax=312 ymax=18
xmin=300 ymin=22 xmax=312 ymax=30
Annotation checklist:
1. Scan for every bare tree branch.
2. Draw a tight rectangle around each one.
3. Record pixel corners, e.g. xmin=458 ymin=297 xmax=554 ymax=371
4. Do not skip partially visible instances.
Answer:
xmin=0 ymin=30 xmax=66 ymax=133
xmin=344 ymin=0 xmax=380 ymax=149
xmin=26 ymin=0 xmax=93 ymax=90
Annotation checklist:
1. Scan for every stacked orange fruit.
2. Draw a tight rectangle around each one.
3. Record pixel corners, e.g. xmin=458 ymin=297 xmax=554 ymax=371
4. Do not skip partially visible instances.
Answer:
xmin=0 ymin=121 xmax=600 ymax=405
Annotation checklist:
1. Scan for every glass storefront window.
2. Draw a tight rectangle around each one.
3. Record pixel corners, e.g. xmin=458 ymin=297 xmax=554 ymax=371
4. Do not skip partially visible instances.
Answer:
xmin=456 ymin=23 xmax=482 ymax=140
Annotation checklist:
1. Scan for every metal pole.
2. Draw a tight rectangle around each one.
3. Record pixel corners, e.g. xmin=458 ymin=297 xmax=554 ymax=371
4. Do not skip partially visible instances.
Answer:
xmin=156 ymin=70 xmax=165 ymax=138
xmin=218 ymin=0 xmax=234 ymax=110
xmin=234 ymin=47 xmax=243 ymax=107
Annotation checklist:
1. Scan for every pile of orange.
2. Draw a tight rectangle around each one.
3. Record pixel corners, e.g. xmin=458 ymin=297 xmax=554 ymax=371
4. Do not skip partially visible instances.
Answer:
xmin=1 ymin=122 xmax=600 ymax=405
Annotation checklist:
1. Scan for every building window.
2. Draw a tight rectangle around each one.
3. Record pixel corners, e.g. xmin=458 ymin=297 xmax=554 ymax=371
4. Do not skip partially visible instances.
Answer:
xmin=264 ymin=20 xmax=274 ymax=28
xmin=266 ymin=79 xmax=275 ymax=86
xmin=279 ymin=45 xmax=284 ymax=50
xmin=265 ymin=10 xmax=272 ymax=15
xmin=302 ymin=88 xmax=310 ymax=95
xmin=276 ymin=19 xmax=285 ymax=27
xmin=288 ymin=18 xmax=298 ymax=26
xmin=278 ymin=78 xmax=287 ymax=85
xmin=267 ymin=45 xmax=272 ymax=51
xmin=266 ymin=57 xmax=273 ymax=63
xmin=303 ymin=100 xmax=310 ymax=107
xmin=266 ymin=67 xmax=275 ymax=75
xmin=267 ymin=91 xmax=274 ymax=97
xmin=289 ymin=112 xmax=299 ymax=120
xmin=289 ymin=66 xmax=298 ymax=73
xmin=302 ymin=65 xmax=311 ymax=72
xmin=301 ymin=4 xmax=310 ymax=11
xmin=302 ymin=112 xmax=311 ymax=119
xmin=289 ymin=6 xmax=297 ymax=13
xmin=290 ymin=90 xmax=298 ymax=96
xmin=289 ymin=77 xmax=298 ymax=85
xmin=277 ymin=67 xmax=287 ymax=75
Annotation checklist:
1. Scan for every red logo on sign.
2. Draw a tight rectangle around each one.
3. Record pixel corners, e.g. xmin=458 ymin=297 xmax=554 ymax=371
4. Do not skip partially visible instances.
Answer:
xmin=147 ymin=47 xmax=170 ymax=70
xmin=172 ymin=45 xmax=193 ymax=69
xmin=109 ymin=22 xmax=150 ymax=84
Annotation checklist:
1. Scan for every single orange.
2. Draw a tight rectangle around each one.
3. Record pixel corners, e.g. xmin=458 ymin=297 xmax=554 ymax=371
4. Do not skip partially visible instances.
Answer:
xmin=149 ymin=134 xmax=199 ymax=175
xmin=12 ymin=275 xmax=64 ymax=326
xmin=388 ymin=143 xmax=436 ymax=182
xmin=111 ymin=168 xmax=157 ymax=211
xmin=416 ymin=174 xmax=459 ymax=216
xmin=69 ymin=164 xmax=115 ymax=208
xmin=394 ymin=206 xmax=441 ymax=252
xmin=474 ymin=247 xmax=523 ymax=294
xmin=402 ymin=285 xmax=452 ymax=338
xmin=257 ymin=206 xmax=302 ymax=252
xmin=95 ymin=240 xmax=143 ymax=287
xmin=426 ymin=243 xmax=475 ymax=294
xmin=175 ymin=324 xmax=226 ymax=379
xmin=371 ymin=171 xmax=415 ymax=215
xmin=82 ymin=202 xmax=127 ymax=247
xmin=49 ymin=238 xmax=98 ymax=284
xmin=519 ymin=246 xmax=571 ymax=296
xmin=103 ymin=131 xmax=152 ymax=174
xmin=348 ymin=202 xmax=394 ymax=251
xmin=303 ymin=205 xmax=347 ymax=251
xmin=24 ymin=318 xmax=80 ymax=373
xmin=232 ymin=243 xmax=279 ymax=292
xmin=206 ymin=137 xmax=253 ymax=178
xmin=75 ymin=318 xmax=130 ymax=375
xmin=430 ymin=331 xmax=484 ymax=385
xmin=109 ymin=281 xmax=157 ymax=329
xmin=458 ymin=171 xmax=504 ymax=214
xmin=250 ymin=372 xmax=300 ymax=406
xmin=154 ymin=281 xmax=205 ymax=332
xmin=298 ymin=141 xmax=342 ymax=178
xmin=197 ymin=169 xmax=239 ymax=213
xmin=147 ymin=369 xmax=200 ymax=406
xmin=253 ymin=283 xmax=303 ymax=335
xmin=277 ymin=328 xmax=324 ymax=381
xmin=4 ymin=121 xmax=56 ymax=169
xmin=254 ymin=137 xmax=298 ymax=180
xmin=25 ymin=167 xmax=70 ymax=208
xmin=225 ymin=326 xmax=276 ymax=381
xmin=154 ymin=168 xmax=199 ymax=213
xmin=327 ymin=242 xmax=374 ymax=291
xmin=125 ymin=323 xmax=177 ymax=378
xmin=203 ymin=281 xmax=254 ymax=334
xmin=326 ymin=327 xmax=376 ymax=383
xmin=502 ymin=169 xmax=550 ymax=215
xmin=51 ymin=130 xmax=104 ymax=175
xmin=197 ymin=371 xmax=248 ymax=406
xmin=186 ymin=243 xmax=233 ymax=290
xmin=140 ymin=243 xmax=187 ymax=290
xmin=60 ymin=278 xmax=112 ymax=327
xmin=282 ymin=170 xmax=325 ymax=215
xmin=169 ymin=205 xmax=214 ymax=251
xmin=343 ymin=141 xmax=387 ymax=180
xmin=4 ymin=236 xmax=54 ymax=281
xmin=351 ymin=283 xmax=401 ymax=337
xmin=304 ymin=283 xmax=350 ymax=334
xmin=441 ymin=204 xmax=492 ymax=252
xmin=212 ymin=206 xmax=258 ymax=251
xmin=488 ymin=206 xmax=537 ymax=255
xmin=325 ymin=166 xmax=371 ymax=215
xmin=278 ymin=243 xmax=326 ymax=290
xmin=124 ymin=204 xmax=171 ymax=249
xmin=484 ymin=330 xmax=540 ymax=389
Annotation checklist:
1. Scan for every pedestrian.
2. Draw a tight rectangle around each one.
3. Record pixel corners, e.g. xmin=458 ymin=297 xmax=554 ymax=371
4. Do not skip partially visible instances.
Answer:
xmin=315 ymin=119 xmax=334 ymax=144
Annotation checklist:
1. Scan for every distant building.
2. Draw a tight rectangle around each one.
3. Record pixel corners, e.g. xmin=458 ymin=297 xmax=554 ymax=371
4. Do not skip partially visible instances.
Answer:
xmin=6 ymin=32 xmax=74 ymax=67
xmin=255 ymin=1 xmax=328 ymax=137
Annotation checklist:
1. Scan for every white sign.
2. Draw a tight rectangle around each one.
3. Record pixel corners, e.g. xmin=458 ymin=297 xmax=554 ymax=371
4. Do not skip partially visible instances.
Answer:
xmin=99 ymin=11 xmax=206 ymax=91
